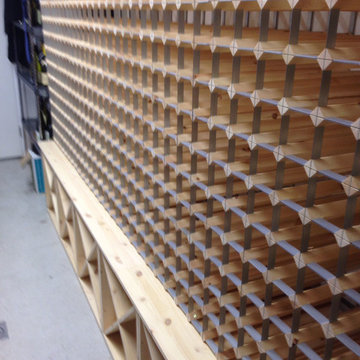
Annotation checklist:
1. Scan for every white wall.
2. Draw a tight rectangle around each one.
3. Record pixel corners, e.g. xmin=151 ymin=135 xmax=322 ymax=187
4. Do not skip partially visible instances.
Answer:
xmin=0 ymin=1 xmax=24 ymax=159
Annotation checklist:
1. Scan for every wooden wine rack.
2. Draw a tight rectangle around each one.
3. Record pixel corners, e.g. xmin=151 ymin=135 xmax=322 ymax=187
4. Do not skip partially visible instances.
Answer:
xmin=40 ymin=0 xmax=360 ymax=358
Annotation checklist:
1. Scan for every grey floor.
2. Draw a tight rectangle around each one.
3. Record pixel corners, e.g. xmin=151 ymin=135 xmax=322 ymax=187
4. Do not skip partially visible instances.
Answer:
xmin=0 ymin=159 xmax=111 ymax=360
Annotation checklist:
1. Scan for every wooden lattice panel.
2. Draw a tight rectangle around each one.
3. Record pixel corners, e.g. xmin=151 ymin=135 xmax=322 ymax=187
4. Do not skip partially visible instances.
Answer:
xmin=40 ymin=1 xmax=360 ymax=359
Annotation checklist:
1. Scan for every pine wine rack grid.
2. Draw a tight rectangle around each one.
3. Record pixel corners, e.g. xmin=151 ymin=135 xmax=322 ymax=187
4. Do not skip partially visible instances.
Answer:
xmin=40 ymin=0 xmax=360 ymax=359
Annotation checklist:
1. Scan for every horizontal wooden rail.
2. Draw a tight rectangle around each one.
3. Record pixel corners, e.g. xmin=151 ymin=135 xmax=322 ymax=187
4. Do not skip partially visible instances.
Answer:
xmin=40 ymin=141 xmax=215 ymax=360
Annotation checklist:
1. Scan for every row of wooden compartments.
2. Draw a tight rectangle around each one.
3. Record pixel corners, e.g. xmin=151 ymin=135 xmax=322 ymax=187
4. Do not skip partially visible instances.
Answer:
xmin=46 ymin=56 xmax=360 ymax=238
xmin=41 ymin=13 xmax=360 ymax=70
xmin=42 ymin=35 xmax=360 ymax=102
xmin=48 ymin=76 xmax=360 ymax=255
xmin=40 ymin=0 xmax=360 ymax=12
xmin=42 ymin=29 xmax=360 ymax=134
xmin=50 ymin=83 xmax=359 ymax=202
xmin=45 ymin=54 xmax=360 ymax=197
xmin=50 ymin=101 xmax=360 ymax=275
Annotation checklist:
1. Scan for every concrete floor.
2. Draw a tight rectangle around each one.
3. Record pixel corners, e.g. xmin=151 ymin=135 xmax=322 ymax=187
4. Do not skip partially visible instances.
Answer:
xmin=0 ymin=159 xmax=111 ymax=360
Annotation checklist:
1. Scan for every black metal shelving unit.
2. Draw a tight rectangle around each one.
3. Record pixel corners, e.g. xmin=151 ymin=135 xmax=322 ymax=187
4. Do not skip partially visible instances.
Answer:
xmin=13 ymin=0 xmax=52 ymax=155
